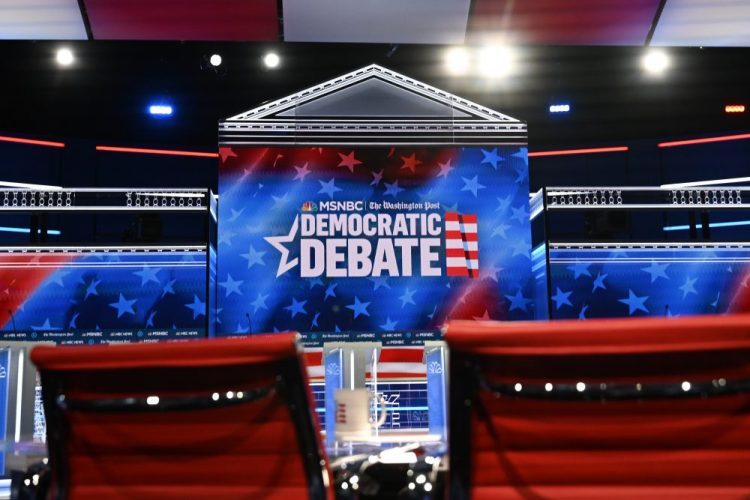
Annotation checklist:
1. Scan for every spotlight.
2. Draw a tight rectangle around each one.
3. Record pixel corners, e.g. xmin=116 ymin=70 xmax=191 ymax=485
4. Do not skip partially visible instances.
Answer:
xmin=146 ymin=396 xmax=160 ymax=406
xmin=445 ymin=47 xmax=470 ymax=76
xmin=544 ymin=383 xmax=553 ymax=392
xmin=56 ymin=48 xmax=74 ymax=67
xmin=681 ymin=381 xmax=691 ymax=392
xmin=263 ymin=52 xmax=280 ymax=69
xmin=148 ymin=104 xmax=173 ymax=116
xmin=549 ymin=104 xmax=571 ymax=114
xmin=478 ymin=45 xmax=516 ymax=78
xmin=209 ymin=54 xmax=222 ymax=67
xmin=725 ymin=104 xmax=746 ymax=114
xmin=576 ymin=382 xmax=586 ymax=392
xmin=642 ymin=49 xmax=670 ymax=75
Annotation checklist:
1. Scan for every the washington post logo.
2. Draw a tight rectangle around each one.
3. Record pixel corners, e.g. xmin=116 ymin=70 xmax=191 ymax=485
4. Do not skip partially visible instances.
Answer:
xmin=444 ymin=212 xmax=479 ymax=278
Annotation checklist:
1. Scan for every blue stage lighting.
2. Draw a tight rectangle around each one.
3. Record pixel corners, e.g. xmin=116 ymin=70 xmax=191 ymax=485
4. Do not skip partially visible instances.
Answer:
xmin=0 ymin=226 xmax=61 ymax=235
xmin=549 ymin=104 xmax=570 ymax=113
xmin=148 ymin=104 xmax=173 ymax=116
xmin=663 ymin=220 xmax=750 ymax=231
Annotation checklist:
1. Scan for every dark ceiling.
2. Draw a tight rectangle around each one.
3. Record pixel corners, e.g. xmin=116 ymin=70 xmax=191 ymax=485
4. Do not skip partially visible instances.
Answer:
xmin=0 ymin=41 xmax=748 ymax=151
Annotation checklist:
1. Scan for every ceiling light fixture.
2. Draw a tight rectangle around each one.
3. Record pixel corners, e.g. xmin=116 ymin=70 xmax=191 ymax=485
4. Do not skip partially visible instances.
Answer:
xmin=263 ymin=52 xmax=280 ymax=69
xmin=444 ymin=47 xmax=470 ymax=76
xmin=56 ymin=48 xmax=74 ymax=67
xmin=641 ymin=49 xmax=670 ymax=75
xmin=477 ymin=45 xmax=516 ymax=78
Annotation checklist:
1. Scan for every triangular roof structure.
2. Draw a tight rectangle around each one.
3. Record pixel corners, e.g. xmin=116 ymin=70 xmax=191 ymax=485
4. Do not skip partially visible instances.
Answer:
xmin=219 ymin=64 xmax=527 ymax=146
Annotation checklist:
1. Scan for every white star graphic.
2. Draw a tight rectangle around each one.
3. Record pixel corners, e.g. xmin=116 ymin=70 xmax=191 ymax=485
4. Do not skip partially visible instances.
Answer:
xmin=264 ymin=216 xmax=299 ymax=277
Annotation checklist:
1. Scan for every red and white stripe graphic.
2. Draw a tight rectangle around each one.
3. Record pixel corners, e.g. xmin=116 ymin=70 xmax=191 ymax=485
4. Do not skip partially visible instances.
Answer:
xmin=445 ymin=212 xmax=479 ymax=278
xmin=303 ymin=347 xmax=426 ymax=381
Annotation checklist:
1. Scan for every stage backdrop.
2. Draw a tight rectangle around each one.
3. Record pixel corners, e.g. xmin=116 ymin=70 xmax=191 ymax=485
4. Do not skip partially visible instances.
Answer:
xmin=0 ymin=248 xmax=207 ymax=342
xmin=547 ymin=243 xmax=750 ymax=320
xmin=216 ymin=64 xmax=533 ymax=334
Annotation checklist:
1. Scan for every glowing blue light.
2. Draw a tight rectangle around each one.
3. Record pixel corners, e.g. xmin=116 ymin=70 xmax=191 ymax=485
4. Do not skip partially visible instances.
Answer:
xmin=148 ymin=104 xmax=173 ymax=116
xmin=531 ymin=244 xmax=547 ymax=259
xmin=549 ymin=104 xmax=570 ymax=113
xmin=0 ymin=226 xmax=61 ymax=235
xmin=663 ymin=220 xmax=750 ymax=231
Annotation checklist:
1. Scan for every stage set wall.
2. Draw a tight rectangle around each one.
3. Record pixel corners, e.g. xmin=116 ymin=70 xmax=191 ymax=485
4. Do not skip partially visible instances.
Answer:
xmin=2 ymin=125 xmax=750 ymax=331
xmin=216 ymin=144 xmax=534 ymax=334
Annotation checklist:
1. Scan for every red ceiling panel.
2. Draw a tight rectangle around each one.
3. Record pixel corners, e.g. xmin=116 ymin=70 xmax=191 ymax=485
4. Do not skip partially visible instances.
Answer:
xmin=469 ymin=0 xmax=661 ymax=45
xmin=83 ymin=0 xmax=278 ymax=40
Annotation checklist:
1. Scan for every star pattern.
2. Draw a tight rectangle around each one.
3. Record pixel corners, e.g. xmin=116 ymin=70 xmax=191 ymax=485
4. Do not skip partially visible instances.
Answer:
xmin=679 ymin=276 xmax=698 ymax=298
xmin=461 ymin=175 xmax=486 ymax=197
xmin=567 ymin=262 xmax=591 ymax=279
xmin=134 ymin=266 xmax=161 ymax=286
xmin=592 ymin=273 xmax=608 ymax=293
xmin=436 ymin=159 xmax=454 ymax=179
xmin=495 ymin=195 xmax=512 ymax=213
xmin=368 ymin=277 xmax=391 ymax=290
xmin=285 ymin=297 xmax=307 ymax=318
xmin=240 ymin=245 xmax=266 ymax=268
xmin=318 ymin=178 xmax=342 ymax=199
xmin=481 ymin=148 xmax=501 ymax=169
xmin=619 ymin=289 xmax=649 ymax=315
xmin=491 ymin=223 xmax=510 ymax=239
xmin=551 ymin=287 xmax=573 ymax=309
xmin=324 ymin=283 xmax=338 ymax=301
xmin=293 ymin=162 xmax=311 ymax=181
xmin=110 ymin=293 xmax=137 ymax=318
xmin=383 ymin=181 xmax=405 ymax=197
xmin=185 ymin=295 xmax=206 ymax=319
xmin=251 ymin=292 xmax=269 ymax=313
xmin=346 ymin=296 xmax=371 ymax=319
xmin=84 ymin=279 xmax=101 ymax=300
xmin=509 ymin=205 xmax=529 ymax=224
xmin=380 ymin=317 xmax=398 ymax=331
xmin=505 ymin=289 xmax=532 ymax=312
xmin=642 ymin=262 xmax=670 ymax=283
xmin=400 ymin=153 xmax=422 ymax=173
xmin=370 ymin=169 xmax=384 ymax=186
xmin=219 ymin=274 xmax=244 ymax=297
xmin=337 ymin=151 xmax=362 ymax=173
xmin=399 ymin=288 xmax=416 ymax=307
xmin=162 ymin=279 xmax=176 ymax=297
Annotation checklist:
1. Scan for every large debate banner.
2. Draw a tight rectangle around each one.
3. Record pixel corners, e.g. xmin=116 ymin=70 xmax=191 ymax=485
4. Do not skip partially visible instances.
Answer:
xmin=216 ymin=64 xmax=533 ymax=334
xmin=217 ymin=145 xmax=533 ymax=334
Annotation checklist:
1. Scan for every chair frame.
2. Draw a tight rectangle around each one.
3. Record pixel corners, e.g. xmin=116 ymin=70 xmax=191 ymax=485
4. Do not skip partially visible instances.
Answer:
xmin=38 ymin=348 xmax=329 ymax=500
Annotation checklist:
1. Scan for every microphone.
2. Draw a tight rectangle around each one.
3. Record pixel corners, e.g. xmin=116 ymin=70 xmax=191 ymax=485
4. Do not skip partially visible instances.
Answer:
xmin=7 ymin=309 xmax=16 ymax=332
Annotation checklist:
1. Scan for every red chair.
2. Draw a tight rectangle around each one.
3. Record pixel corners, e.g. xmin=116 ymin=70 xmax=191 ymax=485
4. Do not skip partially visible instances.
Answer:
xmin=31 ymin=334 xmax=332 ymax=500
xmin=445 ymin=315 xmax=750 ymax=499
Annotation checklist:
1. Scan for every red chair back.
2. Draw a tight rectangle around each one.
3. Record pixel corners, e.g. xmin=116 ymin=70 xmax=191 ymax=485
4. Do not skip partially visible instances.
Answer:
xmin=445 ymin=315 xmax=750 ymax=500
xmin=32 ymin=334 xmax=332 ymax=500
